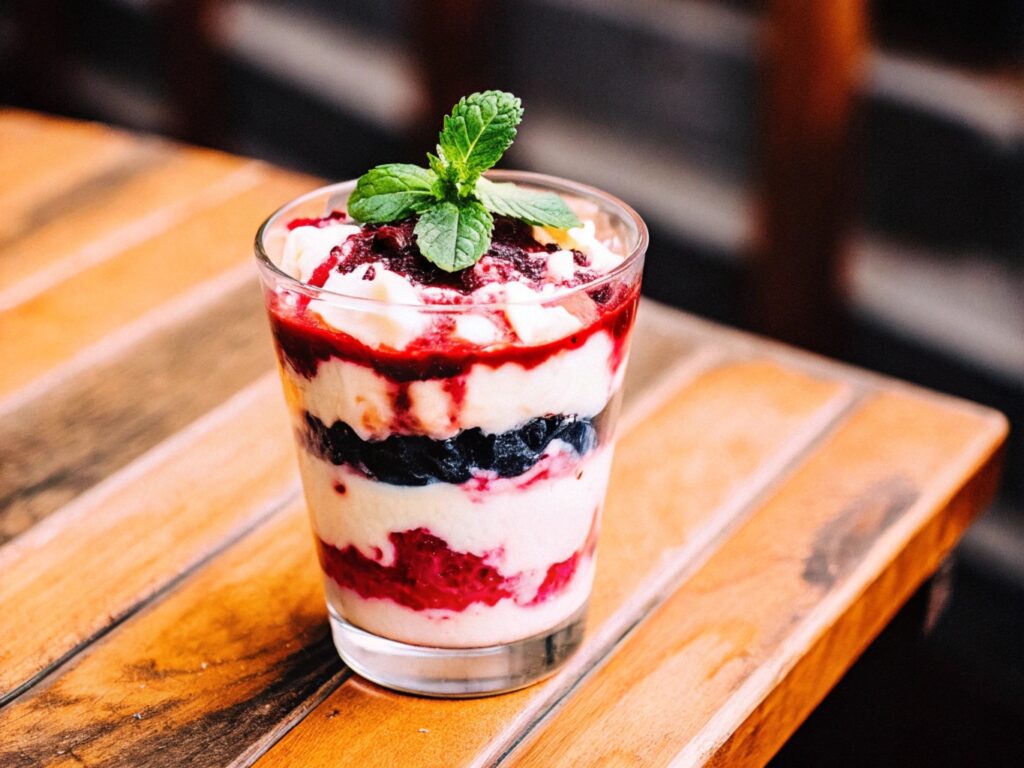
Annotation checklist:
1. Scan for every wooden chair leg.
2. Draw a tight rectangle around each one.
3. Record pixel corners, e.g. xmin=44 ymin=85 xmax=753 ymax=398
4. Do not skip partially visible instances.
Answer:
xmin=408 ymin=0 xmax=491 ymax=151
xmin=749 ymin=0 xmax=867 ymax=354
xmin=157 ymin=0 xmax=226 ymax=147
xmin=7 ymin=0 xmax=69 ymax=113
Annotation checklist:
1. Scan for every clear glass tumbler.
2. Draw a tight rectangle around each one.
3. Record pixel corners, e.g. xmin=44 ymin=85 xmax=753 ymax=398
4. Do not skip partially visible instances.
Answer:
xmin=255 ymin=171 xmax=647 ymax=696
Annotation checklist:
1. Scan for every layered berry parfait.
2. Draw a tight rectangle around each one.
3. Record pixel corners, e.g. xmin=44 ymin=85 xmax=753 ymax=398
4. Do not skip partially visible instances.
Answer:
xmin=255 ymin=92 xmax=647 ymax=696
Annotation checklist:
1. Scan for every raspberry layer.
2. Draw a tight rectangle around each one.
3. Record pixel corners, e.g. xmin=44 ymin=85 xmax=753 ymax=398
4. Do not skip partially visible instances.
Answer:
xmin=324 ymin=556 xmax=595 ymax=647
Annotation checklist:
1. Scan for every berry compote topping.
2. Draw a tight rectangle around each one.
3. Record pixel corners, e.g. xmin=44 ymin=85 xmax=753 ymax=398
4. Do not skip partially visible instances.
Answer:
xmin=270 ymin=209 xmax=640 ymax=380
xmin=271 ymin=283 xmax=639 ymax=381
xmin=307 ymin=214 xmax=588 ymax=295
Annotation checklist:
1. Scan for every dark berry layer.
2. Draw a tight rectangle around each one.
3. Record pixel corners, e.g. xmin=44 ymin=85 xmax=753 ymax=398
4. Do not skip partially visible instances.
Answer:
xmin=303 ymin=406 xmax=614 ymax=486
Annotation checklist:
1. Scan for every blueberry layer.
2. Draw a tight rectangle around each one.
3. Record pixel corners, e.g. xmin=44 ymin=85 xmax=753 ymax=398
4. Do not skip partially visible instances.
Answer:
xmin=302 ymin=406 xmax=613 ymax=486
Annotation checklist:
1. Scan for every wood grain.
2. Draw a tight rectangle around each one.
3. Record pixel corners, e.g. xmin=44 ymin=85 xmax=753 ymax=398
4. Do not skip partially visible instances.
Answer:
xmin=0 ymin=168 xmax=313 ymax=399
xmin=506 ymin=392 xmax=1007 ymax=767
xmin=0 ymin=376 xmax=297 ymax=700
xmin=0 ymin=143 xmax=245 ymax=290
xmin=0 ymin=501 xmax=343 ymax=768
xmin=0 ymin=283 xmax=273 ymax=544
xmin=0 ymin=111 xmax=144 ymax=229
xmin=255 ymin=360 xmax=850 ymax=768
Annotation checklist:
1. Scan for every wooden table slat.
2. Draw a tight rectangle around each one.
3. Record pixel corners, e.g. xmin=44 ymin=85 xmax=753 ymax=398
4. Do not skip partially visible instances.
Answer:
xmin=0 ymin=501 xmax=341 ymax=768
xmin=0 ymin=377 xmax=297 ymax=700
xmin=0 ymin=144 xmax=246 ymax=295
xmin=0 ymin=111 xmax=144 ymax=222
xmin=0 ymin=283 xmax=273 ymax=544
xmin=0 ymin=167 xmax=314 ymax=400
xmin=506 ymin=392 xmax=1007 ymax=766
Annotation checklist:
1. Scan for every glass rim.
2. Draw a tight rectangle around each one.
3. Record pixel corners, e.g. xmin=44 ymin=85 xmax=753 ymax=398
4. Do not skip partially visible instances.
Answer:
xmin=254 ymin=169 xmax=648 ymax=311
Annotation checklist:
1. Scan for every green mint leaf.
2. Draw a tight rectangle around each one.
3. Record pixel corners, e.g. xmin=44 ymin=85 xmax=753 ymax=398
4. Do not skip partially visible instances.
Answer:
xmin=426 ymin=151 xmax=450 ymax=180
xmin=414 ymin=200 xmax=493 ymax=272
xmin=437 ymin=91 xmax=523 ymax=180
xmin=475 ymin=177 xmax=581 ymax=229
xmin=348 ymin=164 xmax=438 ymax=223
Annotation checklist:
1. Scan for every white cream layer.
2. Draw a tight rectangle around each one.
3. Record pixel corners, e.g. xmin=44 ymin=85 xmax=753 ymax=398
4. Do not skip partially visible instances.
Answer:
xmin=286 ymin=330 xmax=618 ymax=440
xmin=280 ymin=223 xmax=361 ymax=279
xmin=325 ymin=556 xmax=594 ymax=647
xmin=300 ymin=447 xmax=612 ymax=580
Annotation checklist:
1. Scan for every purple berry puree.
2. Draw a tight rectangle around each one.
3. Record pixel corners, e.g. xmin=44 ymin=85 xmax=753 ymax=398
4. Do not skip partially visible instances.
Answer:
xmin=302 ymin=212 xmax=595 ymax=295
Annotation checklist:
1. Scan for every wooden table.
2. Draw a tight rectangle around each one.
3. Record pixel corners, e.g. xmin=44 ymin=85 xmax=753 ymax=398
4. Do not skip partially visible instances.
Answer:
xmin=0 ymin=110 xmax=1007 ymax=767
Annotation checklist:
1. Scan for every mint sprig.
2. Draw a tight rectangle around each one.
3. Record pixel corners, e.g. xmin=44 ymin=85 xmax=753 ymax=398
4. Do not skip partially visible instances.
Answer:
xmin=414 ymin=201 xmax=493 ymax=272
xmin=347 ymin=90 xmax=581 ymax=272
xmin=475 ymin=178 xmax=581 ymax=229
xmin=347 ymin=164 xmax=437 ymax=222
xmin=437 ymin=91 xmax=523 ymax=182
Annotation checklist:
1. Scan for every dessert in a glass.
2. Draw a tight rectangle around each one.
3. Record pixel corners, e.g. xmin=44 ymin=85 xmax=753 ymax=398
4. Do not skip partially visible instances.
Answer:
xmin=255 ymin=92 xmax=647 ymax=696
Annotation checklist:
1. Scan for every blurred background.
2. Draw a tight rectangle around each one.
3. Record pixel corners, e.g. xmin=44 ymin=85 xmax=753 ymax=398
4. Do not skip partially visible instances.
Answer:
xmin=1 ymin=0 xmax=1021 ymax=763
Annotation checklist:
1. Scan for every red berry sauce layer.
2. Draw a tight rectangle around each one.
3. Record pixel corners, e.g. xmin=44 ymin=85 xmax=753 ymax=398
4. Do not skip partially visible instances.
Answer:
xmin=316 ymin=514 xmax=599 ymax=613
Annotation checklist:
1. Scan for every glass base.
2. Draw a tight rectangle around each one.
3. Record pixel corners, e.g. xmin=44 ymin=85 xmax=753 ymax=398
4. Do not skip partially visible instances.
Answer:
xmin=328 ymin=602 xmax=588 ymax=697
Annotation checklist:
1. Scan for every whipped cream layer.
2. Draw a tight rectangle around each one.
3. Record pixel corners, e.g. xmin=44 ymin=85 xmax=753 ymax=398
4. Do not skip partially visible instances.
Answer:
xmin=288 ymin=330 xmax=620 ymax=440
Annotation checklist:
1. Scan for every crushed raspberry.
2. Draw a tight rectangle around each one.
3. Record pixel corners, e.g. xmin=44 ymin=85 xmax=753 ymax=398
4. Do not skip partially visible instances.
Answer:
xmin=530 ymin=507 xmax=599 ymax=604
xmin=317 ymin=513 xmax=599 ymax=612
xmin=317 ymin=528 xmax=514 ymax=611
xmin=325 ymin=215 xmax=554 ymax=294
xmin=530 ymin=552 xmax=580 ymax=605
